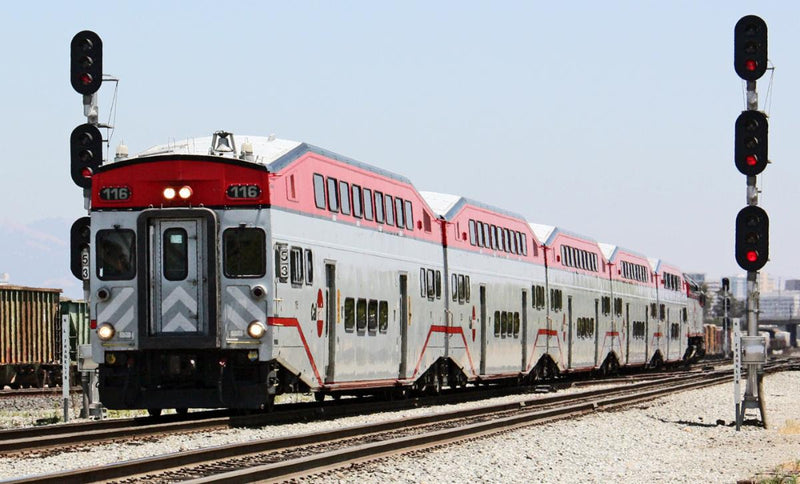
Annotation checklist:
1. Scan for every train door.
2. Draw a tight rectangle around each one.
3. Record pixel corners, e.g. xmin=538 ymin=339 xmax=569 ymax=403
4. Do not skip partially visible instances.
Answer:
xmin=594 ymin=299 xmax=600 ymax=366
xmin=521 ymin=290 xmax=528 ymax=370
xmin=479 ymin=285 xmax=487 ymax=375
xmin=147 ymin=218 xmax=210 ymax=342
xmin=399 ymin=274 xmax=408 ymax=379
xmin=325 ymin=263 xmax=336 ymax=383
xmin=567 ymin=296 xmax=573 ymax=368
xmin=625 ymin=303 xmax=631 ymax=365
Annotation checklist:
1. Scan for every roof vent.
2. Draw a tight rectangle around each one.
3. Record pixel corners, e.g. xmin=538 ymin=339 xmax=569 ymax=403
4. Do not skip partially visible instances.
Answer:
xmin=240 ymin=140 xmax=254 ymax=162
xmin=115 ymin=143 xmax=129 ymax=161
xmin=209 ymin=131 xmax=236 ymax=156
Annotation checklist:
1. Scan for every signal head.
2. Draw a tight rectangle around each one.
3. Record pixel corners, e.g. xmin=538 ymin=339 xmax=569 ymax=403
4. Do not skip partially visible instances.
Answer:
xmin=734 ymin=15 xmax=767 ymax=81
xmin=735 ymin=205 xmax=769 ymax=272
xmin=70 ymin=123 xmax=103 ymax=188
xmin=734 ymin=111 xmax=768 ymax=176
xmin=71 ymin=30 xmax=103 ymax=95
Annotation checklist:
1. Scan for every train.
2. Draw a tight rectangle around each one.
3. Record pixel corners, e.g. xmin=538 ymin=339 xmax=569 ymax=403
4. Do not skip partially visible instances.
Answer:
xmin=69 ymin=131 xmax=709 ymax=414
xmin=0 ymin=285 xmax=90 ymax=388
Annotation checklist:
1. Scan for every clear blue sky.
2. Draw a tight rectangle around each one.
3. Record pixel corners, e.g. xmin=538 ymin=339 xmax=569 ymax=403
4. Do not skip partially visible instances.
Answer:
xmin=2 ymin=1 xmax=799 ymax=286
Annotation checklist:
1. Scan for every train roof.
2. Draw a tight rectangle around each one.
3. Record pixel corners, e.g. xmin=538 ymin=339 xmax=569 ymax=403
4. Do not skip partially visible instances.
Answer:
xmin=419 ymin=191 xmax=528 ymax=222
xmin=598 ymin=243 xmax=649 ymax=263
xmin=130 ymin=133 xmax=415 ymax=185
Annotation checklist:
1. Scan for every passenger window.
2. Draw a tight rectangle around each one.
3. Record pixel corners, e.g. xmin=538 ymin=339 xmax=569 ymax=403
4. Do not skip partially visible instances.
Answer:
xmin=97 ymin=229 xmax=136 ymax=280
xmin=426 ymin=269 xmax=435 ymax=299
xmin=313 ymin=174 xmax=326 ymax=209
xmin=395 ymin=197 xmax=404 ymax=228
xmin=357 ymin=298 xmax=367 ymax=332
xmin=163 ymin=228 xmax=188 ymax=281
xmin=326 ymin=177 xmax=339 ymax=212
xmin=513 ymin=312 xmax=520 ymax=337
xmin=494 ymin=311 xmax=500 ymax=336
xmin=451 ymin=274 xmax=458 ymax=302
xmin=457 ymin=274 xmax=465 ymax=303
xmin=469 ymin=220 xmax=477 ymax=246
xmin=344 ymin=298 xmax=355 ymax=331
xmin=379 ymin=301 xmax=388 ymax=333
xmin=290 ymin=247 xmax=303 ymax=285
xmin=404 ymin=200 xmax=414 ymax=230
xmin=435 ymin=270 xmax=442 ymax=299
xmin=352 ymin=185 xmax=363 ymax=218
xmin=363 ymin=188 xmax=374 ymax=221
xmin=501 ymin=312 xmax=508 ymax=337
xmin=223 ymin=228 xmax=266 ymax=278
xmin=465 ymin=276 xmax=470 ymax=303
xmin=339 ymin=181 xmax=351 ymax=215
xmin=385 ymin=195 xmax=395 ymax=226
xmin=304 ymin=249 xmax=313 ymax=285
xmin=368 ymin=300 xmax=378 ymax=332
xmin=374 ymin=191 xmax=385 ymax=223
xmin=420 ymin=268 xmax=426 ymax=297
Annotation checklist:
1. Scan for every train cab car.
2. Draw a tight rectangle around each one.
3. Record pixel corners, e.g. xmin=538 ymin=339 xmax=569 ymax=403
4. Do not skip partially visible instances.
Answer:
xmin=683 ymin=274 xmax=705 ymax=359
xmin=649 ymin=259 xmax=690 ymax=365
xmin=598 ymin=244 xmax=658 ymax=368
xmin=421 ymin=192 xmax=547 ymax=384
xmin=85 ymin=132 xmax=447 ymax=411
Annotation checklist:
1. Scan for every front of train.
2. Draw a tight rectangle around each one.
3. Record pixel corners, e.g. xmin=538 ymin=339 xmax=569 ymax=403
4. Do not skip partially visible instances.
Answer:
xmin=78 ymin=132 xmax=295 ymax=412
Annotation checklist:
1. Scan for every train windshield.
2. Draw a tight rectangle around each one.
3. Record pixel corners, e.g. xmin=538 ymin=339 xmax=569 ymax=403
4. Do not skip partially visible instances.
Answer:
xmin=96 ymin=229 xmax=136 ymax=280
xmin=223 ymin=227 xmax=266 ymax=278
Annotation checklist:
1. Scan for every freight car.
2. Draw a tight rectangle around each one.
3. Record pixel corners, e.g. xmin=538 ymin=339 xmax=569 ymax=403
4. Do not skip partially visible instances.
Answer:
xmin=70 ymin=131 xmax=707 ymax=414
xmin=0 ymin=285 xmax=90 ymax=388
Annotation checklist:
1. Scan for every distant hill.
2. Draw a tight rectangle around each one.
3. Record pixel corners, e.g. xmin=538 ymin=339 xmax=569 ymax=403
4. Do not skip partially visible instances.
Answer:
xmin=0 ymin=217 xmax=84 ymax=299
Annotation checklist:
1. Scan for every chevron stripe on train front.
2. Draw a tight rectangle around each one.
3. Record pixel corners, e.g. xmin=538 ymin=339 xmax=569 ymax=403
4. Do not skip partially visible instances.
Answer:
xmin=96 ymin=287 xmax=135 ymax=331
xmin=224 ymin=286 xmax=266 ymax=331
xmin=161 ymin=285 xmax=198 ymax=332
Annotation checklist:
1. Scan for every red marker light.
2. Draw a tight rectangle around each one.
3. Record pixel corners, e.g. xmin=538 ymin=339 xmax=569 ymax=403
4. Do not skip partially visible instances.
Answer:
xmin=746 ymin=155 xmax=758 ymax=166
xmin=745 ymin=59 xmax=758 ymax=72
xmin=746 ymin=250 xmax=759 ymax=263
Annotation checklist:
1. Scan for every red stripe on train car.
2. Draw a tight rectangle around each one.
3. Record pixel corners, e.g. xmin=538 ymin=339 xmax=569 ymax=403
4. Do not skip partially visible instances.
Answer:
xmin=267 ymin=317 xmax=323 ymax=385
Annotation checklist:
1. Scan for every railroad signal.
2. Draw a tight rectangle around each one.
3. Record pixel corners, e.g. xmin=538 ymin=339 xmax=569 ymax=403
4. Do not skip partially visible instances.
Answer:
xmin=70 ymin=217 xmax=91 ymax=280
xmin=734 ymin=15 xmax=767 ymax=81
xmin=70 ymin=123 xmax=103 ymax=188
xmin=70 ymin=30 xmax=103 ymax=95
xmin=735 ymin=205 xmax=769 ymax=271
xmin=734 ymin=110 xmax=768 ymax=176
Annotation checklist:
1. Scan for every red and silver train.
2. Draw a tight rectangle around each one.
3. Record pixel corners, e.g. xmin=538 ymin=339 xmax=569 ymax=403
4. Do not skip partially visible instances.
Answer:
xmin=72 ymin=131 xmax=704 ymax=412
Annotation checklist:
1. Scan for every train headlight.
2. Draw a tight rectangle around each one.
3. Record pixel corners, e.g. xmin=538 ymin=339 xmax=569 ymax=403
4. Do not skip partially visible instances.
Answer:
xmin=163 ymin=187 xmax=176 ymax=200
xmin=247 ymin=320 xmax=267 ymax=339
xmin=97 ymin=322 xmax=116 ymax=341
xmin=251 ymin=285 xmax=266 ymax=299
xmin=178 ymin=186 xmax=193 ymax=199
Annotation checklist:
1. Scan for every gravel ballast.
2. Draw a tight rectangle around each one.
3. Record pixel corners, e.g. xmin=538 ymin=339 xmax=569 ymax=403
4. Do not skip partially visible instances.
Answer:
xmin=0 ymin=371 xmax=798 ymax=482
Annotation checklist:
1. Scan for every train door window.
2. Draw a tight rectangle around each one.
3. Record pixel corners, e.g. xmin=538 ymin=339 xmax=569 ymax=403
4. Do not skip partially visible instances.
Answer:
xmin=420 ymin=268 xmax=427 ymax=297
xmin=163 ymin=228 xmax=188 ymax=281
xmin=289 ymin=247 xmax=303 ymax=286
xmin=385 ymin=195 xmax=395 ymax=226
xmin=339 ymin=181 xmax=351 ymax=215
xmin=464 ymin=276 xmax=470 ymax=302
xmin=352 ymin=185 xmax=363 ymax=218
xmin=457 ymin=274 xmax=465 ymax=303
xmin=404 ymin=200 xmax=414 ymax=230
xmin=368 ymin=300 xmax=378 ymax=333
xmin=659 ymin=304 xmax=665 ymax=321
xmin=494 ymin=311 xmax=500 ymax=336
xmin=223 ymin=228 xmax=266 ymax=278
xmin=426 ymin=269 xmax=435 ymax=300
xmin=395 ymin=197 xmax=405 ymax=228
xmin=682 ymin=308 xmax=688 ymax=322
xmin=356 ymin=298 xmax=367 ymax=332
xmin=363 ymin=188 xmax=374 ymax=221
xmin=344 ymin=297 xmax=355 ymax=332
xmin=378 ymin=301 xmax=388 ymax=333
xmin=513 ymin=312 xmax=520 ymax=337
xmin=326 ymin=177 xmax=339 ymax=212
xmin=313 ymin=174 xmax=326 ymax=209
xmin=670 ymin=323 xmax=679 ymax=340
xmin=469 ymin=220 xmax=477 ymax=246
xmin=304 ymin=249 xmax=313 ymax=285
xmin=601 ymin=297 xmax=610 ymax=315
xmin=650 ymin=303 xmax=657 ymax=318
xmin=614 ymin=297 xmax=622 ymax=316
xmin=435 ymin=270 xmax=442 ymax=299
xmin=451 ymin=274 xmax=458 ymax=302
xmin=97 ymin=229 xmax=136 ymax=280
xmin=374 ymin=192 xmax=385 ymax=223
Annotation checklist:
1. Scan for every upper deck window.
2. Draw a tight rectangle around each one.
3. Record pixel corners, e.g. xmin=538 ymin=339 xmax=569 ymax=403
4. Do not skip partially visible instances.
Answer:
xmin=339 ymin=181 xmax=351 ymax=215
xmin=352 ymin=185 xmax=363 ymax=218
xmin=404 ymin=200 xmax=414 ymax=230
xmin=385 ymin=195 xmax=395 ymax=226
xmin=374 ymin=192 xmax=385 ymax=223
xmin=223 ymin=228 xmax=266 ymax=278
xmin=96 ymin=229 xmax=136 ymax=280
xmin=313 ymin=174 xmax=326 ymax=209
xmin=326 ymin=177 xmax=339 ymax=212
xmin=363 ymin=188 xmax=374 ymax=220
xmin=395 ymin=197 xmax=405 ymax=228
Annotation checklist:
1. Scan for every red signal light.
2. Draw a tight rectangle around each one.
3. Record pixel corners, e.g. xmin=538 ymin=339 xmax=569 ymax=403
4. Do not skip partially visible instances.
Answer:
xmin=745 ymin=59 xmax=758 ymax=72
xmin=80 ymin=73 xmax=93 ymax=85
xmin=81 ymin=167 xmax=93 ymax=178
xmin=746 ymin=155 xmax=757 ymax=166
xmin=746 ymin=250 xmax=758 ymax=263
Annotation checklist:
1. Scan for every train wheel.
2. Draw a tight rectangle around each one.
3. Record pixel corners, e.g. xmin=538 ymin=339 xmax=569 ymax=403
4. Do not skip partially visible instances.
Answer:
xmin=314 ymin=392 xmax=325 ymax=403
xmin=175 ymin=408 xmax=188 ymax=416
xmin=147 ymin=408 xmax=162 ymax=417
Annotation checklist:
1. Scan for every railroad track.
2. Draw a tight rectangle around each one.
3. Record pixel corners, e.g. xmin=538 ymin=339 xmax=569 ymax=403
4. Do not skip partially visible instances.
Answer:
xmin=0 ymin=387 xmax=81 ymax=400
xmin=10 ymin=363 xmax=798 ymax=484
